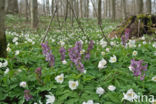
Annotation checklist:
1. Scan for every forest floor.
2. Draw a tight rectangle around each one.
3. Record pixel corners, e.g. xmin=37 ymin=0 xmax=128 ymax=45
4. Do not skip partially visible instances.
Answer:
xmin=0 ymin=14 xmax=156 ymax=104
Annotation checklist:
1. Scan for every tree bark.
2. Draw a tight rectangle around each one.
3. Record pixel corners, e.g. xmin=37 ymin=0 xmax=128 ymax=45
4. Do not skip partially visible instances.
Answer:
xmin=0 ymin=0 xmax=7 ymax=58
xmin=137 ymin=0 xmax=143 ymax=14
xmin=146 ymin=0 xmax=151 ymax=14
xmin=46 ymin=0 xmax=49 ymax=16
xmin=31 ymin=0 xmax=38 ymax=28
xmin=65 ymin=0 xmax=68 ymax=21
xmin=51 ymin=0 xmax=55 ymax=16
xmin=80 ymin=0 xmax=83 ymax=18
xmin=111 ymin=0 xmax=115 ymax=21
xmin=25 ymin=0 xmax=29 ymax=21
xmin=86 ymin=0 xmax=89 ymax=18
xmin=98 ymin=0 xmax=102 ymax=25
xmin=122 ymin=0 xmax=127 ymax=19
xmin=7 ymin=0 xmax=18 ymax=14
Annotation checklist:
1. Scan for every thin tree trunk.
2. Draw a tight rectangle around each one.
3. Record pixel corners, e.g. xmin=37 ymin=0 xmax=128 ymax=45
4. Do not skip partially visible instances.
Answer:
xmin=43 ymin=0 xmax=46 ymax=15
xmin=137 ymin=0 xmax=143 ymax=14
xmin=98 ymin=0 xmax=102 ymax=25
xmin=146 ymin=0 xmax=151 ymax=14
xmin=51 ymin=0 xmax=55 ymax=16
xmin=80 ymin=0 xmax=83 ymax=18
xmin=122 ymin=0 xmax=127 ymax=19
xmin=31 ymin=0 xmax=38 ymax=28
xmin=46 ymin=0 xmax=49 ymax=16
xmin=25 ymin=0 xmax=29 ymax=21
xmin=86 ymin=0 xmax=89 ymax=18
xmin=0 ymin=0 xmax=7 ymax=57
xmin=111 ymin=0 xmax=115 ymax=21
xmin=109 ymin=0 xmax=111 ymax=17
xmin=65 ymin=0 xmax=68 ymax=21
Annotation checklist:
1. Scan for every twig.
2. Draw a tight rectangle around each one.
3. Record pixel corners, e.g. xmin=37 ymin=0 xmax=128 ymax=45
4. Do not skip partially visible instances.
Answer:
xmin=91 ymin=0 xmax=112 ymax=47
xmin=41 ymin=6 xmax=57 ymax=43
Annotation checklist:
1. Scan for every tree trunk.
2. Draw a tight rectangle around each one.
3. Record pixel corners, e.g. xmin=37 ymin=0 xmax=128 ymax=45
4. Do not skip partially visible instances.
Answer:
xmin=46 ymin=0 xmax=49 ymax=16
xmin=146 ymin=0 xmax=151 ymax=14
xmin=43 ymin=0 xmax=46 ymax=15
xmin=65 ymin=0 xmax=68 ymax=21
xmin=0 ymin=0 xmax=7 ymax=58
xmin=98 ymin=0 xmax=102 ymax=25
xmin=7 ymin=0 xmax=18 ymax=14
xmin=51 ymin=0 xmax=55 ymax=16
xmin=104 ymin=0 xmax=108 ymax=18
xmin=25 ymin=0 xmax=29 ymax=21
xmin=122 ymin=0 xmax=127 ymax=19
xmin=80 ymin=0 xmax=83 ymax=18
xmin=137 ymin=0 xmax=143 ymax=14
xmin=31 ymin=0 xmax=38 ymax=28
xmin=111 ymin=0 xmax=115 ymax=21
xmin=109 ymin=0 xmax=111 ymax=17
xmin=86 ymin=0 xmax=89 ymax=18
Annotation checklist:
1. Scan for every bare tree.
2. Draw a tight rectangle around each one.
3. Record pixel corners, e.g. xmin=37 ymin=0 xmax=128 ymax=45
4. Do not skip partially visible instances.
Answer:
xmin=146 ymin=0 xmax=151 ymax=14
xmin=98 ymin=0 xmax=102 ymax=24
xmin=0 ymin=0 xmax=7 ymax=57
xmin=31 ymin=0 xmax=38 ymax=28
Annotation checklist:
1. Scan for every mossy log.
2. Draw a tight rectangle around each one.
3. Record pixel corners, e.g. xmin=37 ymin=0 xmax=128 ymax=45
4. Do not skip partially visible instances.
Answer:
xmin=109 ymin=14 xmax=156 ymax=38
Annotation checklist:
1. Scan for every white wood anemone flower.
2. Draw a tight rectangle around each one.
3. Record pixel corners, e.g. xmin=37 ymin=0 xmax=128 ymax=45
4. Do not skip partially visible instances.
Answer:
xmin=152 ymin=76 xmax=156 ymax=82
xmin=96 ymin=87 xmax=105 ymax=96
xmin=55 ymin=73 xmax=64 ymax=84
xmin=98 ymin=58 xmax=107 ymax=70
xmin=132 ymin=50 xmax=138 ymax=56
xmin=108 ymin=85 xmax=116 ymax=91
xmin=68 ymin=80 xmax=79 ymax=90
xmin=122 ymin=89 xmax=138 ymax=102
xmin=45 ymin=93 xmax=55 ymax=104
xmin=109 ymin=55 xmax=117 ymax=63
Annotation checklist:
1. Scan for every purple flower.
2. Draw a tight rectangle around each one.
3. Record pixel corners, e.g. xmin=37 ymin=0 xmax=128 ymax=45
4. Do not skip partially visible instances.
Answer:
xmin=35 ymin=67 xmax=42 ymax=78
xmin=24 ymin=90 xmax=32 ymax=101
xmin=41 ymin=42 xmax=55 ymax=67
xmin=85 ymin=40 xmax=94 ymax=60
xmin=130 ymin=59 xmax=148 ymax=80
xmin=59 ymin=47 xmax=66 ymax=61
xmin=122 ymin=28 xmax=130 ymax=45
xmin=68 ymin=41 xmax=84 ymax=73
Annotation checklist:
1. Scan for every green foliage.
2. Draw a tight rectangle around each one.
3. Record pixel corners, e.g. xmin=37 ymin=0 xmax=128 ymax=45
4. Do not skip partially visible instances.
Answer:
xmin=0 ymin=15 xmax=156 ymax=104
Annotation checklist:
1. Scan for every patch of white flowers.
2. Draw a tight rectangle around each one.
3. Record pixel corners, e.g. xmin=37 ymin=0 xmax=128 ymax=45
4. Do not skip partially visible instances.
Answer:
xmin=128 ymin=40 xmax=136 ymax=48
xmin=99 ymin=39 xmax=107 ymax=48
